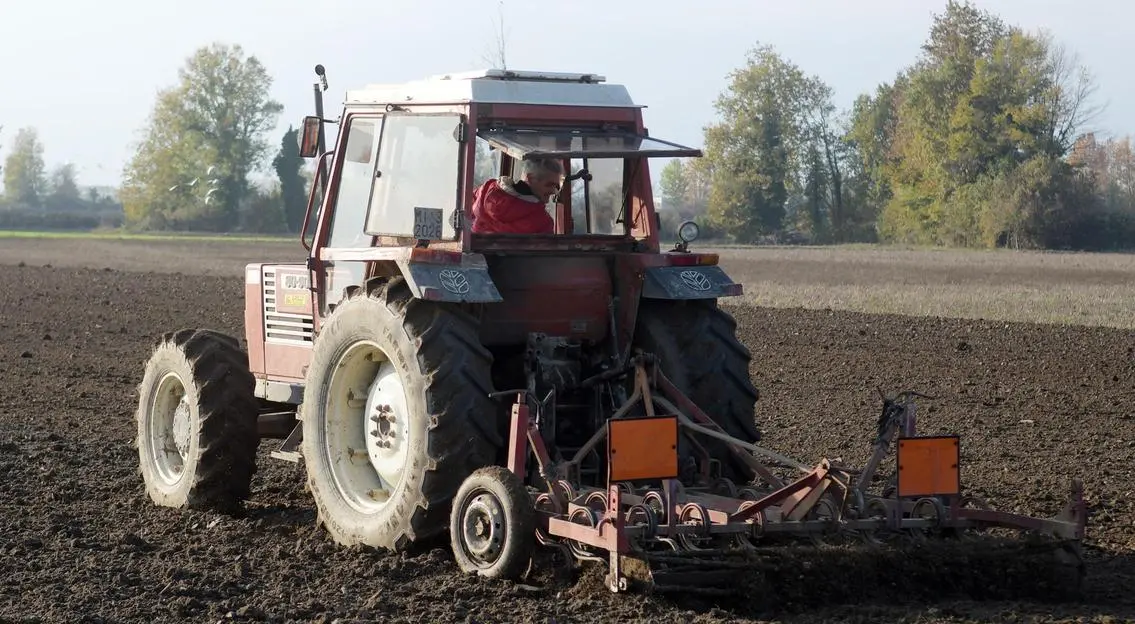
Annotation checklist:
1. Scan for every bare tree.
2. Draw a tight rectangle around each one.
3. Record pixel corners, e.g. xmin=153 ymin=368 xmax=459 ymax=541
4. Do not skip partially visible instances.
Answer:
xmin=480 ymin=1 xmax=509 ymax=69
xmin=1038 ymin=30 xmax=1105 ymax=154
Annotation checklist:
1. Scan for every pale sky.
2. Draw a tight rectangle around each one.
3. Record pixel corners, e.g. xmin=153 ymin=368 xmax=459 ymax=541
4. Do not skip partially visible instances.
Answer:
xmin=0 ymin=0 xmax=1129 ymax=189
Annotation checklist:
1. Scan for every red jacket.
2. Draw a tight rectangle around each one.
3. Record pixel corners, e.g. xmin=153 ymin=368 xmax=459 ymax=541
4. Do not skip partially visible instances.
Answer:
xmin=471 ymin=178 xmax=555 ymax=234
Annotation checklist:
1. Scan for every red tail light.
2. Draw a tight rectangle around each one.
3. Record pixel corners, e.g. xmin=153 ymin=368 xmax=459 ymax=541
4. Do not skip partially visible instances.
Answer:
xmin=665 ymin=253 xmax=719 ymax=266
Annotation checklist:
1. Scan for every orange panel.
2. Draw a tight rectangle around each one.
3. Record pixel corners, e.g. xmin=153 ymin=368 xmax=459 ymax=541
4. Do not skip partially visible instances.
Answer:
xmin=607 ymin=416 xmax=679 ymax=482
xmin=896 ymin=435 xmax=960 ymax=498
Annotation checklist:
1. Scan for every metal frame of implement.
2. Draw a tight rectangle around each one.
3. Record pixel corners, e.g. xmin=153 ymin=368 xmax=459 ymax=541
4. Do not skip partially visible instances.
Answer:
xmin=502 ymin=354 xmax=1088 ymax=594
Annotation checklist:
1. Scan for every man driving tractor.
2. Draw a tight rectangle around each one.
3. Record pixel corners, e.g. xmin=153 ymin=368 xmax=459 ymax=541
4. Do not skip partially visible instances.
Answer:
xmin=470 ymin=158 xmax=563 ymax=234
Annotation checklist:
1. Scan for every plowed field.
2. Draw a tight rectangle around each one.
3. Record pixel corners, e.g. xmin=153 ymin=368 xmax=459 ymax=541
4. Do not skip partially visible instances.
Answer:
xmin=0 ymin=237 xmax=1131 ymax=624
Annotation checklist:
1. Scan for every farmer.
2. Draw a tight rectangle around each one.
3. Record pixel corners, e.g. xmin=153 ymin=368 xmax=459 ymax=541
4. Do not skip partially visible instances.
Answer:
xmin=470 ymin=158 xmax=562 ymax=234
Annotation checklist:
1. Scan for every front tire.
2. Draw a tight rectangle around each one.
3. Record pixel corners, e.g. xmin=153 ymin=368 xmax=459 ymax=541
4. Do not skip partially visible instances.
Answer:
xmin=301 ymin=277 xmax=501 ymax=551
xmin=135 ymin=328 xmax=259 ymax=512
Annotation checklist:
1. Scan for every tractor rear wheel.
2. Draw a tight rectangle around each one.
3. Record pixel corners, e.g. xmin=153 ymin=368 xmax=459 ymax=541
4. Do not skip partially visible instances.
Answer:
xmin=633 ymin=299 xmax=761 ymax=485
xmin=135 ymin=328 xmax=259 ymax=512
xmin=301 ymin=277 xmax=501 ymax=551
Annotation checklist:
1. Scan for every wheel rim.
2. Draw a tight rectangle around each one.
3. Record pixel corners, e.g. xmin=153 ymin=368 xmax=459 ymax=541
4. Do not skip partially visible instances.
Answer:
xmin=458 ymin=489 xmax=507 ymax=567
xmin=149 ymin=371 xmax=191 ymax=485
xmin=324 ymin=340 xmax=411 ymax=514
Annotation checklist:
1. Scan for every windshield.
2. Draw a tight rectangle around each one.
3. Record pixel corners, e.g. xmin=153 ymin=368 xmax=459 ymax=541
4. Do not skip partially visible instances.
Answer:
xmin=473 ymin=128 xmax=677 ymax=237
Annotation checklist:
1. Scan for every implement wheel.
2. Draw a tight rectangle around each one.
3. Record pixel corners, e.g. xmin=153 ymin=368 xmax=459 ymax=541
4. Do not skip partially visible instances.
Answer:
xmin=450 ymin=466 xmax=536 ymax=580
xmin=301 ymin=277 xmax=501 ymax=551
xmin=634 ymin=299 xmax=761 ymax=484
xmin=135 ymin=328 xmax=259 ymax=512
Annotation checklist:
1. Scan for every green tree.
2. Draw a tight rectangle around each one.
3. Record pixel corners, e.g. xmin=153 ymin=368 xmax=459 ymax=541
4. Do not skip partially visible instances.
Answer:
xmin=845 ymin=79 xmax=904 ymax=213
xmin=273 ymin=127 xmax=308 ymax=233
xmin=48 ymin=163 xmax=80 ymax=202
xmin=3 ymin=127 xmax=46 ymax=207
xmin=659 ymin=159 xmax=689 ymax=213
xmin=704 ymin=45 xmax=819 ymax=241
xmin=241 ymin=184 xmax=289 ymax=234
xmin=120 ymin=43 xmax=283 ymax=231
xmin=42 ymin=162 xmax=82 ymax=213
xmin=869 ymin=0 xmax=1103 ymax=247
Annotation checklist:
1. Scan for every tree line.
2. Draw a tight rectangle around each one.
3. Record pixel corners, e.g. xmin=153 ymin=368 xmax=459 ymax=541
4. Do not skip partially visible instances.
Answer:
xmin=661 ymin=1 xmax=1132 ymax=251
xmin=0 ymin=127 xmax=124 ymax=230
xmin=2 ymin=1 xmax=1132 ymax=250
xmin=0 ymin=43 xmax=309 ymax=235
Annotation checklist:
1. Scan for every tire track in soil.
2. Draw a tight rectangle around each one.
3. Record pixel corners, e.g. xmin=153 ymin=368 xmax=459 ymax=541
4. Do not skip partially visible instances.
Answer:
xmin=0 ymin=263 xmax=1131 ymax=623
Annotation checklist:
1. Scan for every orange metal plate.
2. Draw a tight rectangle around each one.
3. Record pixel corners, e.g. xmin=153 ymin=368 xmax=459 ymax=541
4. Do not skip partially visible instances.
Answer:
xmin=896 ymin=435 xmax=960 ymax=498
xmin=607 ymin=416 xmax=679 ymax=482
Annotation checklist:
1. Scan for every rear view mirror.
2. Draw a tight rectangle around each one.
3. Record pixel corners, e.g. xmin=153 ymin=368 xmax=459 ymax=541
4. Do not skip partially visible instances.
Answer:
xmin=299 ymin=116 xmax=322 ymax=158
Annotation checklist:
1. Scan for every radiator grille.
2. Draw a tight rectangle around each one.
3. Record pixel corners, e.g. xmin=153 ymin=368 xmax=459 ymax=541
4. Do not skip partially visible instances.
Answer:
xmin=262 ymin=268 xmax=314 ymax=345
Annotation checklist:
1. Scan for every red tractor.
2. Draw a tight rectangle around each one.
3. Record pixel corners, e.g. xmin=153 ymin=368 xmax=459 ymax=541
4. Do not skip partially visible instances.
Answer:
xmin=134 ymin=65 xmax=1084 ymax=593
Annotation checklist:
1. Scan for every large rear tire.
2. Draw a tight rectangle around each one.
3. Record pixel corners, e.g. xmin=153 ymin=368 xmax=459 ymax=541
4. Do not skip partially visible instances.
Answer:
xmin=633 ymin=299 xmax=761 ymax=484
xmin=301 ymin=277 xmax=501 ymax=551
xmin=135 ymin=328 xmax=260 ymax=512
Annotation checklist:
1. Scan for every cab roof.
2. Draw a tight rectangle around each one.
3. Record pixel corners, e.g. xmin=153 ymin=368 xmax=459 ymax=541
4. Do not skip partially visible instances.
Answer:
xmin=343 ymin=68 xmax=642 ymax=109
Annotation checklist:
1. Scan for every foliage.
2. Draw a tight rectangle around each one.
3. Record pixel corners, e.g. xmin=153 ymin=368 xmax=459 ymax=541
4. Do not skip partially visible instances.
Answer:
xmin=659 ymin=158 xmax=711 ymax=222
xmin=273 ymin=127 xmax=309 ymax=233
xmin=697 ymin=0 xmax=1119 ymax=250
xmin=119 ymin=43 xmax=283 ymax=232
xmin=3 ymin=127 xmax=47 ymax=207
xmin=701 ymin=45 xmax=814 ymax=242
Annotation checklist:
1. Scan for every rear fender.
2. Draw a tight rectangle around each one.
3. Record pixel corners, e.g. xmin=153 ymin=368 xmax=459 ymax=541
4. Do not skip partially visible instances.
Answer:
xmin=641 ymin=259 xmax=744 ymax=300
xmin=397 ymin=252 xmax=502 ymax=303
xmin=322 ymin=248 xmax=504 ymax=303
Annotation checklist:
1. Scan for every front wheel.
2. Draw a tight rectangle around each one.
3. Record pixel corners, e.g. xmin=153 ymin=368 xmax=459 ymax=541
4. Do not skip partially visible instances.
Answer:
xmin=135 ymin=328 xmax=259 ymax=511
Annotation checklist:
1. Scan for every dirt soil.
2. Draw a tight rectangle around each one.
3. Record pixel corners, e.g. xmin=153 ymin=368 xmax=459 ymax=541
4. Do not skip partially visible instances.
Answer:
xmin=0 ymin=239 xmax=1132 ymax=624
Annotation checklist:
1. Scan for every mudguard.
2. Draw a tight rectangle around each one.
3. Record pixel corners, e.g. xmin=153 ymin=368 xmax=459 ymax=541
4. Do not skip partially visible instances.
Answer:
xmin=396 ymin=259 xmax=504 ymax=303
xmin=640 ymin=265 xmax=743 ymax=300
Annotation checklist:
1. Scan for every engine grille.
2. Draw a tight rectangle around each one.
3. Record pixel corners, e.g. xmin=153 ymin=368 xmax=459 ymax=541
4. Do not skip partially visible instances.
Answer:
xmin=262 ymin=268 xmax=314 ymax=345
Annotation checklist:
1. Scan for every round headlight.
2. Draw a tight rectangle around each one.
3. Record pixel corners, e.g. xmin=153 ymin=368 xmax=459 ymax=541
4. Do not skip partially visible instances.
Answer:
xmin=677 ymin=220 xmax=700 ymax=244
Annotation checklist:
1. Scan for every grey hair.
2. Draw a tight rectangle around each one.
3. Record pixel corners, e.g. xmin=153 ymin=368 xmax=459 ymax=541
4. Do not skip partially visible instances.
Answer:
xmin=521 ymin=158 xmax=564 ymax=180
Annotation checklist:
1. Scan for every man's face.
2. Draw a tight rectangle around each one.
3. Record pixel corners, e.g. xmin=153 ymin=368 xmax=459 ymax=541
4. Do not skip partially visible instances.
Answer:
xmin=527 ymin=172 xmax=562 ymax=201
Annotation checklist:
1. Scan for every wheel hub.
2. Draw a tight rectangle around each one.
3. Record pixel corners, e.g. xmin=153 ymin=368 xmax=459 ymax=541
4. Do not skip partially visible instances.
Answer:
xmin=363 ymin=363 xmax=410 ymax=490
xmin=149 ymin=371 xmax=190 ymax=485
xmin=172 ymin=398 xmax=191 ymax=459
xmin=462 ymin=493 xmax=505 ymax=563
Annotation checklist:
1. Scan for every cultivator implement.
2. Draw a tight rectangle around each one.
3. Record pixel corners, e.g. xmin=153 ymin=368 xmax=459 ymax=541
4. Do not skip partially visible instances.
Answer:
xmin=505 ymin=354 xmax=1088 ymax=596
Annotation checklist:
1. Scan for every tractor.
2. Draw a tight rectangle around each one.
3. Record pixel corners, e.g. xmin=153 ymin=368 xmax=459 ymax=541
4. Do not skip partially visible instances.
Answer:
xmin=135 ymin=65 xmax=1086 ymax=594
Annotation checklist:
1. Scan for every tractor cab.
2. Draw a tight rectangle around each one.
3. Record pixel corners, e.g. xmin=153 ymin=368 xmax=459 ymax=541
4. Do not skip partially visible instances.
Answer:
xmin=286 ymin=67 xmax=727 ymax=352
xmin=297 ymin=68 xmax=703 ymax=257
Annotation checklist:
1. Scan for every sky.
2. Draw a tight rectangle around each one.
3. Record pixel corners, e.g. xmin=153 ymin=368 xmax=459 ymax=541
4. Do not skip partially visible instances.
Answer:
xmin=0 ymin=0 xmax=1130 ymax=189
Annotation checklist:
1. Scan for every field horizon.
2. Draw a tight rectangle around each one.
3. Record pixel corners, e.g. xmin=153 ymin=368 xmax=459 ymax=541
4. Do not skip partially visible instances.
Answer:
xmin=1 ymin=232 xmax=1130 ymax=330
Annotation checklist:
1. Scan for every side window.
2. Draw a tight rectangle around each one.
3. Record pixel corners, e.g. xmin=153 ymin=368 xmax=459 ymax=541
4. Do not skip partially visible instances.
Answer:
xmin=365 ymin=114 xmax=464 ymax=239
xmin=473 ymin=136 xmax=499 ymax=188
xmin=326 ymin=116 xmax=381 ymax=248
